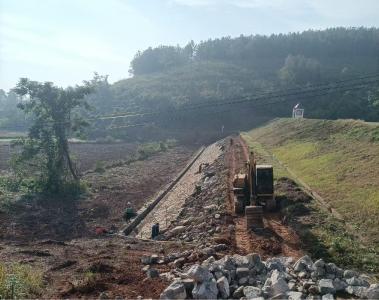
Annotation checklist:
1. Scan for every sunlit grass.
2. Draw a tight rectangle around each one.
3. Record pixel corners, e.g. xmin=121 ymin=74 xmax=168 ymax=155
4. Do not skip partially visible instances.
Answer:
xmin=243 ymin=118 xmax=379 ymax=273
xmin=0 ymin=263 xmax=43 ymax=299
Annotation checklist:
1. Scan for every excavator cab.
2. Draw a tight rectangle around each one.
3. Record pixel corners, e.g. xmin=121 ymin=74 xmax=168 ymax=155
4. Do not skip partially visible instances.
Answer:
xmin=254 ymin=165 xmax=275 ymax=210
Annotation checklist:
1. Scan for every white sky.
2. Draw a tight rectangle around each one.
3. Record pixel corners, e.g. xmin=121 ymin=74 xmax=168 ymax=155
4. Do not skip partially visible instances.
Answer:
xmin=1 ymin=0 xmax=379 ymax=91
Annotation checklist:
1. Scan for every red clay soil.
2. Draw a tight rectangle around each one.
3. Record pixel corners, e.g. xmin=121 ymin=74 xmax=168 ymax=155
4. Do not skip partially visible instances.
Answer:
xmin=0 ymin=146 xmax=195 ymax=242
xmin=0 ymin=237 xmax=190 ymax=299
xmin=225 ymin=135 xmax=304 ymax=259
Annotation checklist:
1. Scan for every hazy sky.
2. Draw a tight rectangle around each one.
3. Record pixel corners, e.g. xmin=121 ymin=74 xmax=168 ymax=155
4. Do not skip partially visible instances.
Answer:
xmin=1 ymin=0 xmax=379 ymax=91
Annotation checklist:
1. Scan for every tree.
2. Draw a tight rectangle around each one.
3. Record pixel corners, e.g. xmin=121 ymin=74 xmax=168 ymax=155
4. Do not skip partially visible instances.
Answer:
xmin=12 ymin=78 xmax=94 ymax=194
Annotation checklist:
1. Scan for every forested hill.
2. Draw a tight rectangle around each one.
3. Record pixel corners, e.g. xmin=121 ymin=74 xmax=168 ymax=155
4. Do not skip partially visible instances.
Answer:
xmin=1 ymin=27 xmax=379 ymax=142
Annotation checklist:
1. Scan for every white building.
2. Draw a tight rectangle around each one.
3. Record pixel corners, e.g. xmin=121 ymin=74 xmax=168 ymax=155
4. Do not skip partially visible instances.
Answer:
xmin=292 ymin=103 xmax=304 ymax=119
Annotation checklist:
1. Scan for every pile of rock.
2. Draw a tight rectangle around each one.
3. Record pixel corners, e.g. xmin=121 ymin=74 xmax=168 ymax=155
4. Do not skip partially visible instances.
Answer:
xmin=160 ymin=254 xmax=379 ymax=299
xmin=163 ymin=160 xmax=229 ymax=245
xmin=141 ymin=244 xmax=228 ymax=269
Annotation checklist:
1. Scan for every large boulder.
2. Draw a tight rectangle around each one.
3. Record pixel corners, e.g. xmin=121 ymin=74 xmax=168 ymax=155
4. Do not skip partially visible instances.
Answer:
xmin=318 ymin=279 xmax=336 ymax=295
xmin=293 ymin=256 xmax=313 ymax=272
xmin=170 ymin=226 xmax=186 ymax=235
xmin=366 ymin=284 xmax=379 ymax=299
xmin=345 ymin=285 xmax=368 ymax=298
xmin=160 ymin=280 xmax=187 ymax=299
xmin=187 ymin=264 xmax=213 ymax=283
xmin=269 ymin=270 xmax=289 ymax=296
xmin=321 ymin=293 xmax=334 ymax=300
xmin=192 ymin=279 xmax=218 ymax=299
xmin=233 ymin=254 xmax=250 ymax=267
xmin=236 ymin=267 xmax=250 ymax=279
xmin=332 ymin=278 xmax=347 ymax=292
xmin=287 ymin=291 xmax=304 ymax=300
xmin=217 ymin=276 xmax=230 ymax=299
xmin=244 ymin=286 xmax=262 ymax=299
xmin=346 ymin=276 xmax=370 ymax=287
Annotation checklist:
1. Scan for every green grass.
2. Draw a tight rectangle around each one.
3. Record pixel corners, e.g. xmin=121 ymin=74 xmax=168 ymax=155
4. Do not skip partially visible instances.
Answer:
xmin=242 ymin=118 xmax=379 ymax=274
xmin=0 ymin=263 xmax=43 ymax=299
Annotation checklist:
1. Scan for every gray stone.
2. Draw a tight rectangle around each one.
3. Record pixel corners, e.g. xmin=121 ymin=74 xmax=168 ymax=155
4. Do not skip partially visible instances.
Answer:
xmin=334 ymin=267 xmax=344 ymax=279
xmin=248 ymin=277 xmax=256 ymax=285
xmin=345 ymin=285 xmax=367 ymax=298
xmin=313 ymin=267 xmax=325 ymax=278
xmin=306 ymin=296 xmax=321 ymax=300
xmin=217 ymin=276 xmax=230 ymax=299
xmin=308 ymin=285 xmax=319 ymax=295
xmin=238 ymin=277 xmax=248 ymax=285
xmin=218 ymin=255 xmax=236 ymax=271
xmin=173 ymin=257 xmax=185 ymax=267
xmin=321 ymin=294 xmax=334 ymax=300
xmin=293 ymin=255 xmax=313 ymax=272
xmin=332 ymin=278 xmax=347 ymax=292
xmin=343 ymin=269 xmax=357 ymax=279
xmin=150 ymin=254 xmax=159 ymax=264
xmin=234 ymin=254 xmax=250 ymax=267
xmin=187 ymin=264 xmax=213 ymax=283
xmin=269 ymin=271 xmax=289 ymax=296
xmin=232 ymin=286 xmax=245 ymax=298
xmin=366 ymin=284 xmax=379 ymax=299
xmin=346 ymin=276 xmax=370 ymax=287
xmin=324 ymin=273 xmax=335 ymax=280
xmin=236 ymin=267 xmax=250 ymax=278
xmin=212 ymin=244 xmax=228 ymax=251
xmin=141 ymin=255 xmax=152 ymax=265
xmin=171 ymin=226 xmax=186 ymax=235
xmin=160 ymin=280 xmax=187 ymax=299
xmin=192 ymin=279 xmax=218 ymax=299
xmin=324 ymin=263 xmax=337 ymax=274
xmin=146 ymin=268 xmax=159 ymax=278
xmin=254 ymin=262 xmax=266 ymax=273
xmin=287 ymin=291 xmax=304 ymax=300
xmin=201 ymin=256 xmax=216 ymax=267
xmin=318 ymin=279 xmax=335 ymax=295
xmin=298 ymin=271 xmax=308 ymax=279
xmin=243 ymin=286 xmax=262 ymax=299
xmin=182 ymin=278 xmax=195 ymax=297
xmin=288 ymin=281 xmax=296 ymax=291
xmin=266 ymin=260 xmax=285 ymax=272
xmin=271 ymin=269 xmax=286 ymax=281
xmin=313 ymin=259 xmax=325 ymax=269
xmin=303 ymin=280 xmax=315 ymax=290
xmin=246 ymin=253 xmax=261 ymax=267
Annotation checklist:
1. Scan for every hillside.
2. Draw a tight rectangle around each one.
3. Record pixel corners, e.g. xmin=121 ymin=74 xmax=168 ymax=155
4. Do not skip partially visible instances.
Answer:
xmin=242 ymin=118 xmax=379 ymax=272
xmin=1 ymin=28 xmax=378 ymax=138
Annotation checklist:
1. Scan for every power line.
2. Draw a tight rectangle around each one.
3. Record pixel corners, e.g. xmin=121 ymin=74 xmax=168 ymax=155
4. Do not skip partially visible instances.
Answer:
xmin=3 ymin=73 xmax=379 ymax=130
xmin=93 ymin=76 xmax=379 ymax=122
xmin=106 ymin=82 xmax=377 ymax=130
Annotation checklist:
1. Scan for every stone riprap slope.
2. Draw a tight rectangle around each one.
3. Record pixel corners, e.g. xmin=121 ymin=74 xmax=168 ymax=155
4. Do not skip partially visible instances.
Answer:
xmin=160 ymin=254 xmax=378 ymax=299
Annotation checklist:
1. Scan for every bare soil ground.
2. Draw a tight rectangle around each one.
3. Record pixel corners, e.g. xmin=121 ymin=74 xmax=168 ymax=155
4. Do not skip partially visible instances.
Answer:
xmin=0 ymin=237 xmax=190 ymax=299
xmin=0 ymin=142 xmax=138 ymax=172
xmin=0 ymin=137 xmax=318 ymax=298
xmin=0 ymin=146 xmax=195 ymax=241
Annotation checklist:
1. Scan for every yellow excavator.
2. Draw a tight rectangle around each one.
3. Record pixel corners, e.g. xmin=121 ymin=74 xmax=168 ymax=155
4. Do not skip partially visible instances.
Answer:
xmin=233 ymin=152 xmax=275 ymax=228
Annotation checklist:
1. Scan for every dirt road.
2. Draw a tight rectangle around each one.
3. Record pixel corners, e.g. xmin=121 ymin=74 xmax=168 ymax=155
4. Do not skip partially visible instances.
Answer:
xmin=225 ymin=135 xmax=304 ymax=259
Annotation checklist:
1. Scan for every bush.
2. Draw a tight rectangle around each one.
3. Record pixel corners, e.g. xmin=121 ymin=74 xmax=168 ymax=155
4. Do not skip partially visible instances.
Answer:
xmin=0 ymin=263 xmax=43 ymax=299
xmin=123 ymin=207 xmax=137 ymax=221
xmin=94 ymin=161 xmax=105 ymax=173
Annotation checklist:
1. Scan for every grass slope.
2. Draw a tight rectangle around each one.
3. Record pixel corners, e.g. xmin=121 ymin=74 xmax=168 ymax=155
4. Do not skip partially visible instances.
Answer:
xmin=243 ymin=118 xmax=379 ymax=273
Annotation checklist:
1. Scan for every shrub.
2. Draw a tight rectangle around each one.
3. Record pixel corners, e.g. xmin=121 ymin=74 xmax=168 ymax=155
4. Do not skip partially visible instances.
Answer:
xmin=0 ymin=263 xmax=43 ymax=299
xmin=94 ymin=161 xmax=105 ymax=173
